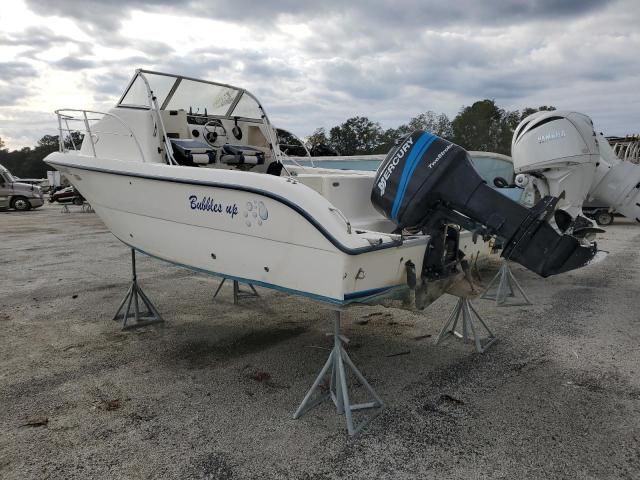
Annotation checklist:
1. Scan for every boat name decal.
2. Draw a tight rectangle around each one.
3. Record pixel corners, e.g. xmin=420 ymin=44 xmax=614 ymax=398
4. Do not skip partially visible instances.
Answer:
xmin=377 ymin=135 xmax=414 ymax=196
xmin=427 ymin=143 xmax=453 ymax=169
xmin=189 ymin=195 xmax=239 ymax=218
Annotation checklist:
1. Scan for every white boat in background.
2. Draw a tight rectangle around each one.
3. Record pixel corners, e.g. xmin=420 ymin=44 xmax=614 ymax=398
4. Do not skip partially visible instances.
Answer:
xmin=44 ymin=69 xmax=598 ymax=308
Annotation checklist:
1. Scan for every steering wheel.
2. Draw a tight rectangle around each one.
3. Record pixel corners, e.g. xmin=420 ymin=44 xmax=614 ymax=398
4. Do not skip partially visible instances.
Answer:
xmin=203 ymin=120 xmax=227 ymax=147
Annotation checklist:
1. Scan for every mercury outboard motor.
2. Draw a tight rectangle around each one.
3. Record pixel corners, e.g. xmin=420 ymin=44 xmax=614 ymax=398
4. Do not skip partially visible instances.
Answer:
xmin=371 ymin=131 xmax=599 ymax=278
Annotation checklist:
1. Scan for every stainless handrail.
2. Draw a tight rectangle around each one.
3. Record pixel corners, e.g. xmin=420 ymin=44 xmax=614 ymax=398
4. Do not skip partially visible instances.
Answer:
xmin=55 ymin=108 xmax=147 ymax=163
xmin=137 ymin=72 xmax=178 ymax=165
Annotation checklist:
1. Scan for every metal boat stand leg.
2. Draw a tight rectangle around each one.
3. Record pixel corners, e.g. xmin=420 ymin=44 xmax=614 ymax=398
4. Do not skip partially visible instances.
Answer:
xmin=213 ymin=278 xmax=260 ymax=305
xmin=112 ymin=249 xmax=164 ymax=330
xmin=436 ymin=297 xmax=497 ymax=353
xmin=480 ymin=259 xmax=532 ymax=306
xmin=472 ymin=251 xmax=483 ymax=282
xmin=293 ymin=310 xmax=384 ymax=436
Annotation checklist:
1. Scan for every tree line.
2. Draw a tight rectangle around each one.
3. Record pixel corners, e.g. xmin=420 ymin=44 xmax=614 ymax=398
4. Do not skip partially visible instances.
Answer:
xmin=0 ymin=99 xmax=554 ymax=178
xmin=0 ymin=133 xmax=83 ymax=179
xmin=305 ymin=99 xmax=555 ymax=156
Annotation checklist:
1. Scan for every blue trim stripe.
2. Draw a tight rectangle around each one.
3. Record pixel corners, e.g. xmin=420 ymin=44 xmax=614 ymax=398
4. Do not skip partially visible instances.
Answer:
xmin=391 ymin=133 xmax=437 ymax=220
xmin=344 ymin=286 xmax=396 ymax=300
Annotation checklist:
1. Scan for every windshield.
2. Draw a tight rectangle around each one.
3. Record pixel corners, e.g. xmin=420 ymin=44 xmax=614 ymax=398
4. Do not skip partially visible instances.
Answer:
xmin=118 ymin=71 xmax=264 ymax=120
xmin=120 ymin=73 xmax=176 ymax=108
xmin=166 ymin=79 xmax=238 ymax=116
xmin=470 ymin=154 xmax=514 ymax=183
xmin=1 ymin=168 xmax=15 ymax=182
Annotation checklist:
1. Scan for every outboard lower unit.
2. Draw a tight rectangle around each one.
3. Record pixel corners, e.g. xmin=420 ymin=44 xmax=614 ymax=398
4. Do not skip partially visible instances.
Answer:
xmin=371 ymin=131 xmax=599 ymax=278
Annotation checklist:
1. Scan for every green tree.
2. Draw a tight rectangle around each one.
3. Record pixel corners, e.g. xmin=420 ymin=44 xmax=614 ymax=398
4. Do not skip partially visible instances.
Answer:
xmin=451 ymin=101 xmax=557 ymax=155
xmin=406 ymin=111 xmax=453 ymax=139
xmin=0 ymin=132 xmax=83 ymax=178
xmin=519 ymin=105 xmax=557 ymax=122
xmin=306 ymin=128 xmax=329 ymax=150
xmin=305 ymin=101 xmax=556 ymax=158
xmin=374 ymin=127 xmax=406 ymax=154
xmin=0 ymin=136 xmax=5 ymax=151
xmin=374 ymin=111 xmax=454 ymax=154
xmin=276 ymin=129 xmax=308 ymax=156
xmin=451 ymin=100 xmax=522 ymax=155
xmin=452 ymin=99 xmax=502 ymax=152
xmin=328 ymin=117 xmax=383 ymax=156
xmin=305 ymin=128 xmax=338 ymax=156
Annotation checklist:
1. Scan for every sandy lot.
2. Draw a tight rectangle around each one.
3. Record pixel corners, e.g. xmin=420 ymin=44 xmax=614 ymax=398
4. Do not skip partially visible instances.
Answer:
xmin=1 ymin=202 xmax=640 ymax=479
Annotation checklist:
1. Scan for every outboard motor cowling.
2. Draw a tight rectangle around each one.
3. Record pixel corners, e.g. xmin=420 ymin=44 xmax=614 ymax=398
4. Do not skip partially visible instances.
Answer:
xmin=511 ymin=111 xmax=600 ymax=221
xmin=371 ymin=131 xmax=599 ymax=277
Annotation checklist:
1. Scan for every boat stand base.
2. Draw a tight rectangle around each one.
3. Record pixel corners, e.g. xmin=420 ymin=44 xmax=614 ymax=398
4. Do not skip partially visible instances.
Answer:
xmin=481 ymin=259 xmax=532 ymax=306
xmin=436 ymin=297 xmax=496 ymax=353
xmin=294 ymin=311 xmax=384 ymax=436
xmin=112 ymin=249 xmax=164 ymax=330
xmin=213 ymin=278 xmax=260 ymax=305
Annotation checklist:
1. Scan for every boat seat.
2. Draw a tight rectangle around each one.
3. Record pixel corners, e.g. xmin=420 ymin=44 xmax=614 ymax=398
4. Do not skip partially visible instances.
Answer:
xmin=170 ymin=139 xmax=215 ymax=166
xmin=220 ymin=144 xmax=265 ymax=166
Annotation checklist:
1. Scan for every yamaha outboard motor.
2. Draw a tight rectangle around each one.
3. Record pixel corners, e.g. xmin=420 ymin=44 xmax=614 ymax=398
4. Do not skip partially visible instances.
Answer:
xmin=371 ymin=131 xmax=599 ymax=278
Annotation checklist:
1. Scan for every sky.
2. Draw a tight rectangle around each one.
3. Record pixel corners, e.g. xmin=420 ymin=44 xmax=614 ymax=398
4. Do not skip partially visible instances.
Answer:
xmin=0 ymin=0 xmax=638 ymax=150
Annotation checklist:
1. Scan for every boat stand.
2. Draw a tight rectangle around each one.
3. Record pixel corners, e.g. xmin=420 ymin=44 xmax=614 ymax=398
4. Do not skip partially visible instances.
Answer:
xmin=293 ymin=310 xmax=384 ymax=436
xmin=480 ymin=259 xmax=532 ymax=306
xmin=112 ymin=249 xmax=164 ymax=330
xmin=213 ymin=278 xmax=260 ymax=305
xmin=436 ymin=296 xmax=497 ymax=353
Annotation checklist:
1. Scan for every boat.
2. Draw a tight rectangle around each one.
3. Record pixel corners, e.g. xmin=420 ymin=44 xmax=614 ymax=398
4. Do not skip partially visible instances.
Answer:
xmin=44 ymin=69 xmax=599 ymax=307
xmin=43 ymin=70 xmax=602 ymax=435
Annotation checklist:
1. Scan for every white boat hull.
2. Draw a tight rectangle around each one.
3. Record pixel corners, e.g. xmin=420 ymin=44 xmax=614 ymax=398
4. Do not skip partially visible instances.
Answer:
xmin=48 ymin=153 xmax=433 ymax=305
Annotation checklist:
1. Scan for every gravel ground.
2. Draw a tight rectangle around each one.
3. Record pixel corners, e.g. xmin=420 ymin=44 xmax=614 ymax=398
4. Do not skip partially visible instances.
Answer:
xmin=1 ymin=203 xmax=640 ymax=479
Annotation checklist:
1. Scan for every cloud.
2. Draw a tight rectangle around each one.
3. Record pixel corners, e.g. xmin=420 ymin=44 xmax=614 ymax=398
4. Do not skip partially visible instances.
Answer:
xmin=0 ymin=86 xmax=30 ymax=107
xmin=24 ymin=0 xmax=612 ymax=36
xmin=0 ymin=26 xmax=77 ymax=48
xmin=0 ymin=62 xmax=37 ymax=107
xmin=0 ymin=0 xmax=636 ymax=151
xmin=53 ymin=56 xmax=99 ymax=70
xmin=24 ymin=0 xmax=179 ymax=33
xmin=0 ymin=61 xmax=38 ymax=78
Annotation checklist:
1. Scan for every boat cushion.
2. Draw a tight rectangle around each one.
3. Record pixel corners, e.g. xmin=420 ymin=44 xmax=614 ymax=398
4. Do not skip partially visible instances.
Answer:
xmin=220 ymin=144 xmax=265 ymax=166
xmin=170 ymin=139 xmax=215 ymax=165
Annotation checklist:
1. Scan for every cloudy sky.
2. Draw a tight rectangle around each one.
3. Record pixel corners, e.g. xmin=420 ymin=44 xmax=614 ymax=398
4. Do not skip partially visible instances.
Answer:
xmin=0 ymin=0 xmax=638 ymax=150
